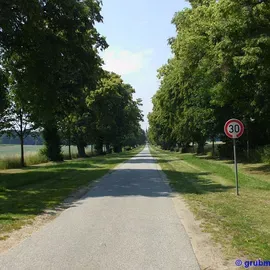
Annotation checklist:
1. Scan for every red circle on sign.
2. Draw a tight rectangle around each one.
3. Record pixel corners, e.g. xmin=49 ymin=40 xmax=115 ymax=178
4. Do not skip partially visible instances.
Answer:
xmin=224 ymin=119 xmax=244 ymax=139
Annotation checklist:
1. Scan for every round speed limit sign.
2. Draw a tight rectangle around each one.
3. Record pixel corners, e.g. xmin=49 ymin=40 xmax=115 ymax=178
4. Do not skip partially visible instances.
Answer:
xmin=224 ymin=119 xmax=244 ymax=139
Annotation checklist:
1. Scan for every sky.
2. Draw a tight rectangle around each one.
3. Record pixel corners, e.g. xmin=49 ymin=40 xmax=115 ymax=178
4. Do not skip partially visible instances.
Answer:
xmin=97 ymin=0 xmax=190 ymax=130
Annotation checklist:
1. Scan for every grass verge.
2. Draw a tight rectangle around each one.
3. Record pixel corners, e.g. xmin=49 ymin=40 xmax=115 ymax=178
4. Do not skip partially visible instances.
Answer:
xmin=0 ymin=146 xmax=143 ymax=239
xmin=150 ymin=145 xmax=270 ymax=260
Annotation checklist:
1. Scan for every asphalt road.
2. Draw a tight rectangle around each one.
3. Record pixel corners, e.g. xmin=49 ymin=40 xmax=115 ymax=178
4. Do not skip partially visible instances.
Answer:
xmin=0 ymin=146 xmax=200 ymax=270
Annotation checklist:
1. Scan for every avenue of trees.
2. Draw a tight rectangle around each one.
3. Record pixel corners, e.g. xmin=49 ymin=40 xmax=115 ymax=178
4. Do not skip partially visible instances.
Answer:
xmin=148 ymin=0 xmax=270 ymax=157
xmin=0 ymin=0 xmax=145 ymax=166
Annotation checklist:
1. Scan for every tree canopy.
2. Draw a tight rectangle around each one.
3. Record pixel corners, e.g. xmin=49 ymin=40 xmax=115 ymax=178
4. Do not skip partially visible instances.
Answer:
xmin=0 ymin=1 xmax=145 ymax=164
xmin=149 ymin=0 xmax=270 ymax=154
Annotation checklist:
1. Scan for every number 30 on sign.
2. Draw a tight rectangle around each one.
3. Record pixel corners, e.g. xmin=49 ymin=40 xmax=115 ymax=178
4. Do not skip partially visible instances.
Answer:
xmin=224 ymin=119 xmax=244 ymax=139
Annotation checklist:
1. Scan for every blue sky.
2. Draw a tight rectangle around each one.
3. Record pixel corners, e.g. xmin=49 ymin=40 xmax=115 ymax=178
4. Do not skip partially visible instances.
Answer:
xmin=97 ymin=0 xmax=190 ymax=130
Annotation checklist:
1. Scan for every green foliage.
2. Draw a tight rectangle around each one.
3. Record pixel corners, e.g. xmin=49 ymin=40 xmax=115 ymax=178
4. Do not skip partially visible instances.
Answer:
xmin=1 ymin=93 xmax=39 ymax=166
xmin=149 ymin=0 xmax=270 ymax=155
xmin=43 ymin=124 xmax=63 ymax=161
xmin=0 ymin=0 xmax=108 ymax=161
xmin=247 ymin=145 xmax=270 ymax=164
xmin=1 ymin=1 xmax=144 ymax=164
xmin=0 ymin=69 xmax=8 ymax=119
xmin=260 ymin=145 xmax=270 ymax=163
xmin=87 ymin=72 xmax=144 ymax=152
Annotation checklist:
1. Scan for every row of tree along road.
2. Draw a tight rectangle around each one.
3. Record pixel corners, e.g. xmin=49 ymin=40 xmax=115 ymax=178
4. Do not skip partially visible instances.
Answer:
xmin=0 ymin=1 xmax=145 ymax=167
xmin=148 ymin=0 xmax=270 ymax=161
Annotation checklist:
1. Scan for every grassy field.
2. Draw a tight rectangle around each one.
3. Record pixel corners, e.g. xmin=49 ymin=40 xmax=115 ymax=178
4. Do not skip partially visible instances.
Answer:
xmin=0 ymin=144 xmax=91 ymax=157
xmin=0 ymin=144 xmax=95 ymax=170
xmin=150 ymin=145 xmax=270 ymax=260
xmin=0 ymin=146 xmax=143 ymax=240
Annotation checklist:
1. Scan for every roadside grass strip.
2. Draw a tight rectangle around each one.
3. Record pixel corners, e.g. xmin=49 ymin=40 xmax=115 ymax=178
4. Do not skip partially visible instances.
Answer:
xmin=0 ymin=147 xmax=143 ymax=239
xmin=150 ymin=146 xmax=270 ymax=259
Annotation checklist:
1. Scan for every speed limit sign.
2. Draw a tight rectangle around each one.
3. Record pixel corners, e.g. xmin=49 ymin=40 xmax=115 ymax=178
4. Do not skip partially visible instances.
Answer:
xmin=224 ymin=119 xmax=244 ymax=196
xmin=224 ymin=119 xmax=244 ymax=139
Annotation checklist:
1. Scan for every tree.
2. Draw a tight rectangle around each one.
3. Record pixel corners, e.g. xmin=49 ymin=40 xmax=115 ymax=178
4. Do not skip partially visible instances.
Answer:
xmin=1 ymin=99 xmax=37 ymax=167
xmin=0 ymin=0 xmax=107 ymax=161
xmin=87 ymin=72 xmax=143 ymax=153
xmin=149 ymin=0 xmax=270 ymax=156
xmin=0 ymin=69 xmax=8 ymax=124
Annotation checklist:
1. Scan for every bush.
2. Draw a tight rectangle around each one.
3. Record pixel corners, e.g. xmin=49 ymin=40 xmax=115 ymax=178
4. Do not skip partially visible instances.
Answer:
xmin=217 ymin=142 xmax=270 ymax=163
xmin=38 ymin=147 xmax=48 ymax=158
xmin=251 ymin=145 xmax=270 ymax=163
xmin=261 ymin=145 xmax=270 ymax=163
xmin=180 ymin=146 xmax=192 ymax=153
xmin=85 ymin=151 xmax=97 ymax=157
xmin=217 ymin=143 xmax=233 ymax=159
xmin=62 ymin=152 xmax=78 ymax=160
xmin=106 ymin=148 xmax=113 ymax=154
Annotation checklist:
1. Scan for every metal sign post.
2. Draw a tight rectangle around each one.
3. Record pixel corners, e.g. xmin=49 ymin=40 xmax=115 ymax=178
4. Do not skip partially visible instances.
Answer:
xmin=224 ymin=119 xmax=244 ymax=196
xmin=233 ymin=138 xmax=239 ymax=195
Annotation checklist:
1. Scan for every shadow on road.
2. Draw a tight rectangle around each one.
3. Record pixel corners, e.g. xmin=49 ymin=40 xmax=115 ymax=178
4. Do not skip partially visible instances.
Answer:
xmin=123 ymin=158 xmax=175 ymax=164
xmin=0 ymin=154 xmax=233 ymax=227
xmin=81 ymin=167 xmax=233 ymax=200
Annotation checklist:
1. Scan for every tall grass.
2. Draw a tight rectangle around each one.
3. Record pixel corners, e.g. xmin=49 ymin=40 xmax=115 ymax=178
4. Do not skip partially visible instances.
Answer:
xmin=0 ymin=145 xmax=80 ymax=169
xmin=0 ymin=144 xmax=135 ymax=170
xmin=0 ymin=152 xmax=49 ymax=170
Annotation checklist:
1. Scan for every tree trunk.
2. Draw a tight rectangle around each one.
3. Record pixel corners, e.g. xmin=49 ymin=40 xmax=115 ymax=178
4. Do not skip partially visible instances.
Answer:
xmin=106 ymin=143 xmax=111 ymax=154
xmin=197 ymin=140 xmax=205 ymax=154
xmin=246 ymin=125 xmax=250 ymax=160
xmin=212 ymin=138 xmax=215 ymax=157
xmin=68 ymin=142 xmax=71 ymax=160
xmin=247 ymin=139 xmax=250 ymax=160
xmin=68 ymin=125 xmax=72 ymax=160
xmin=113 ymin=144 xmax=122 ymax=153
xmin=19 ymin=111 xmax=25 ymax=167
xmin=43 ymin=123 xmax=63 ymax=161
xmin=20 ymin=135 xmax=25 ymax=167
xmin=181 ymin=142 xmax=190 ymax=153
xmin=95 ymin=137 xmax=103 ymax=155
xmin=77 ymin=143 xmax=86 ymax=158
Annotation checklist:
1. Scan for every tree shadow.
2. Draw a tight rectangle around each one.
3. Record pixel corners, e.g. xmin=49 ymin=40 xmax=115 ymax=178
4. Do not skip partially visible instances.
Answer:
xmin=81 ymin=168 xmax=233 ymax=200
xmin=244 ymin=164 xmax=270 ymax=174
xmin=0 ymin=159 xmax=233 ymax=231
xmin=165 ymin=170 xmax=234 ymax=194
xmin=0 ymin=168 xmax=109 ymax=219
xmin=30 ymin=162 xmax=102 ymax=170
xmin=190 ymin=154 xmax=270 ymax=169
xmin=118 ymin=158 xmax=176 ymax=164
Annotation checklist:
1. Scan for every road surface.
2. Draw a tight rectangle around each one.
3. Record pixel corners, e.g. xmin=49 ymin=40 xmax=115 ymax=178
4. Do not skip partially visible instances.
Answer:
xmin=0 ymin=146 xmax=200 ymax=270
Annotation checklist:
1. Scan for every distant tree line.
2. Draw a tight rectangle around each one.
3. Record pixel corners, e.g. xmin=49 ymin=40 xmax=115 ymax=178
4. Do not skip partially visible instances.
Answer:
xmin=0 ymin=0 xmax=145 ymax=167
xmin=0 ymin=132 xmax=43 ymax=145
xmin=148 ymin=0 xmax=270 ymax=157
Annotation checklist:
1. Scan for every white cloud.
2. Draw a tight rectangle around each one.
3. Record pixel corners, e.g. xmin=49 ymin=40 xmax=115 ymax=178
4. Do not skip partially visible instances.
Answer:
xmin=101 ymin=47 xmax=153 ymax=76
